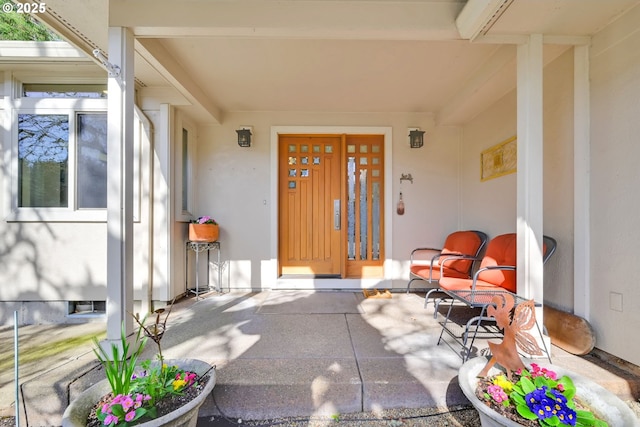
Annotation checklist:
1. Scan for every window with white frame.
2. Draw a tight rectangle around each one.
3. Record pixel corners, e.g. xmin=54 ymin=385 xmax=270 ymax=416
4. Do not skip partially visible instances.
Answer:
xmin=175 ymin=112 xmax=196 ymax=221
xmin=5 ymin=81 xmax=139 ymax=222
xmin=18 ymin=112 xmax=107 ymax=209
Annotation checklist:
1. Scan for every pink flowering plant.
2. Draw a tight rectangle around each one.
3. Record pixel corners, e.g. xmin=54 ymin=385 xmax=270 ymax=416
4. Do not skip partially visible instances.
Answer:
xmin=191 ymin=216 xmax=217 ymax=225
xmin=480 ymin=363 xmax=607 ymax=427
xmin=93 ymin=304 xmax=201 ymax=427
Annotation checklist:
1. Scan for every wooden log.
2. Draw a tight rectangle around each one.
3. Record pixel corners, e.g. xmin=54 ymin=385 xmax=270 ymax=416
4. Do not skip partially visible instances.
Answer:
xmin=544 ymin=305 xmax=596 ymax=355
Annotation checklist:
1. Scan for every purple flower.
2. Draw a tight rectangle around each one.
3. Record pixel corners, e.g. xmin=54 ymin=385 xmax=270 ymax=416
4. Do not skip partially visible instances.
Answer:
xmin=194 ymin=216 xmax=217 ymax=224
xmin=125 ymin=410 xmax=137 ymax=422
xmin=557 ymin=407 xmax=577 ymax=426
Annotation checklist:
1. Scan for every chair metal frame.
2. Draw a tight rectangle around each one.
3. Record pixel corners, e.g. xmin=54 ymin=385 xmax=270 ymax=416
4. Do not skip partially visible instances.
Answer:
xmin=435 ymin=235 xmax=557 ymax=361
xmin=405 ymin=230 xmax=488 ymax=308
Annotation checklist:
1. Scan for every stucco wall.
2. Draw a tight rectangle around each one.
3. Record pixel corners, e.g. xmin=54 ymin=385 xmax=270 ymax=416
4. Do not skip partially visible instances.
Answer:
xmin=195 ymin=111 xmax=461 ymax=289
xmin=0 ymin=94 xmax=171 ymax=323
xmin=589 ymin=4 xmax=640 ymax=365
xmin=458 ymin=49 xmax=575 ymax=309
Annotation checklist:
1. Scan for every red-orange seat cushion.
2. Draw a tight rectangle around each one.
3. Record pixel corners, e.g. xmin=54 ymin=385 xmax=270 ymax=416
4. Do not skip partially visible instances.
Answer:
xmin=410 ymin=263 xmax=470 ymax=281
xmin=440 ymin=231 xmax=483 ymax=276
xmin=439 ymin=233 xmax=517 ymax=293
xmin=410 ymin=231 xmax=484 ymax=281
xmin=438 ymin=276 xmax=503 ymax=292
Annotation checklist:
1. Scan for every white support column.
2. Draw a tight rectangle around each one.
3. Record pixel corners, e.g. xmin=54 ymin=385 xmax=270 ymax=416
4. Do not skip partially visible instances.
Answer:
xmin=516 ymin=34 xmax=544 ymax=306
xmin=106 ymin=27 xmax=135 ymax=346
xmin=573 ymin=44 xmax=590 ymax=319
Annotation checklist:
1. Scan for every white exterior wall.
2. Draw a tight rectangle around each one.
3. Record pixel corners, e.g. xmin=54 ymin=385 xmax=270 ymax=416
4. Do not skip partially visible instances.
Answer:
xmin=589 ymin=5 xmax=640 ymax=365
xmin=1 ymin=2 xmax=639 ymax=367
xmin=195 ymin=111 xmax=461 ymax=290
xmin=459 ymin=47 xmax=574 ymax=309
xmin=0 ymin=78 xmax=185 ymax=323
xmin=458 ymin=6 xmax=640 ymax=366
xmin=0 ymin=73 xmax=111 ymax=305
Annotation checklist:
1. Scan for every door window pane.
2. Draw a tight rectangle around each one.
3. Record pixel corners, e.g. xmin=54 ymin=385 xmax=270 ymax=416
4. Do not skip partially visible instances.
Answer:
xmin=77 ymin=113 xmax=108 ymax=208
xmin=18 ymin=114 xmax=69 ymax=207
xmin=372 ymin=182 xmax=380 ymax=260
xmin=347 ymin=156 xmax=356 ymax=260
xmin=359 ymin=169 xmax=368 ymax=260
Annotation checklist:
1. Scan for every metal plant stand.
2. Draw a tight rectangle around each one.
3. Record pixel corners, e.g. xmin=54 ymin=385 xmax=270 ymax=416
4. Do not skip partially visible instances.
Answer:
xmin=185 ymin=240 xmax=221 ymax=299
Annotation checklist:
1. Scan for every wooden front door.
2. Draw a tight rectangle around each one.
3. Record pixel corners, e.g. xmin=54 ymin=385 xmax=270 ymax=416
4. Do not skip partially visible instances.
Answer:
xmin=278 ymin=134 xmax=385 ymax=278
xmin=278 ymin=135 xmax=342 ymax=276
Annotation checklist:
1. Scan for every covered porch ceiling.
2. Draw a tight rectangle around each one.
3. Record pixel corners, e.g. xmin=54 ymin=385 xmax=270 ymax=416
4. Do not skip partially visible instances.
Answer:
xmin=32 ymin=0 xmax=640 ymax=125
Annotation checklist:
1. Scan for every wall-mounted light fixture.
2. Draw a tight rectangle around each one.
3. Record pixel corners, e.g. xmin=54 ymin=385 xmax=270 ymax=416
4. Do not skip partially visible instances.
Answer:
xmin=408 ymin=128 xmax=425 ymax=148
xmin=236 ymin=126 xmax=253 ymax=147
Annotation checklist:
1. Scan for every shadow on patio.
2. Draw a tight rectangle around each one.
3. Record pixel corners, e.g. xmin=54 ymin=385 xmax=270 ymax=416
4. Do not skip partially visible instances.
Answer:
xmin=8 ymin=290 xmax=640 ymax=426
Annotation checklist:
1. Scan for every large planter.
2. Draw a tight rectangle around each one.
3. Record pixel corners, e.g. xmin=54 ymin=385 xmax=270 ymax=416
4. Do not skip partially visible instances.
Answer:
xmin=188 ymin=224 xmax=219 ymax=242
xmin=62 ymin=359 xmax=216 ymax=427
xmin=459 ymin=356 xmax=639 ymax=427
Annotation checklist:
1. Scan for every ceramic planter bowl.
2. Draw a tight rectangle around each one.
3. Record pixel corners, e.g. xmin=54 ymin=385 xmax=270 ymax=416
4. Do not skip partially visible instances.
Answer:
xmin=458 ymin=356 xmax=639 ymax=427
xmin=62 ymin=359 xmax=216 ymax=427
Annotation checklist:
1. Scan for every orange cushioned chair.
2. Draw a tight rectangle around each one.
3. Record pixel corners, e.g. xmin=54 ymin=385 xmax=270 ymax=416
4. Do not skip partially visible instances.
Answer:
xmin=438 ymin=233 xmax=557 ymax=294
xmin=406 ymin=230 xmax=488 ymax=306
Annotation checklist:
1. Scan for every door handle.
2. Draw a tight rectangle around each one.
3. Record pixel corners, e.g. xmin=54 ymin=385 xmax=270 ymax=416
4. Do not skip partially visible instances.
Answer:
xmin=334 ymin=199 xmax=341 ymax=230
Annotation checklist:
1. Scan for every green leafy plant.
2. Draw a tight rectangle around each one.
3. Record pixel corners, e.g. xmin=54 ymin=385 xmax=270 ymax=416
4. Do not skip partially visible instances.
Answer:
xmin=93 ymin=302 xmax=202 ymax=427
xmin=481 ymin=363 xmax=607 ymax=427
xmin=92 ymin=322 xmax=146 ymax=396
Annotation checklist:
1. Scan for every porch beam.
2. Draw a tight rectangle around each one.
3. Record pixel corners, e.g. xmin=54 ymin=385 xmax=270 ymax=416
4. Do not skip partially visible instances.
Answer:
xmin=516 ymin=35 xmax=544 ymax=306
xmin=135 ymin=39 xmax=222 ymax=124
xmin=105 ymin=27 xmax=135 ymax=346
xmin=108 ymin=0 xmax=462 ymax=40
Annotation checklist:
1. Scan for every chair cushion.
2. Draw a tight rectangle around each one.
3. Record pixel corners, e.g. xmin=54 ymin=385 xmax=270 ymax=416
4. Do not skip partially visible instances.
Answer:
xmin=440 ymin=231 xmax=484 ymax=275
xmin=410 ymin=264 xmax=472 ymax=281
xmin=438 ymin=276 xmax=503 ymax=292
xmin=477 ymin=233 xmax=517 ymax=293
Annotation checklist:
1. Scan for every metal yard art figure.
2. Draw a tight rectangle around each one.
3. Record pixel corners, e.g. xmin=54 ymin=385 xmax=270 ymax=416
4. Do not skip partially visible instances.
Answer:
xmin=478 ymin=293 xmax=543 ymax=380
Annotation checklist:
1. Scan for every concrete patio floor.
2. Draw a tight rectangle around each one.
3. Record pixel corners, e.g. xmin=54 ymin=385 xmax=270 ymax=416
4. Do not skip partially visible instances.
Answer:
xmin=2 ymin=290 xmax=640 ymax=426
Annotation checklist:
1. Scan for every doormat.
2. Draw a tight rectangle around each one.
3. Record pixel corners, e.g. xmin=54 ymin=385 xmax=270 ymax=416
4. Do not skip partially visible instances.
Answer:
xmin=362 ymin=289 xmax=392 ymax=299
xmin=256 ymin=290 xmax=364 ymax=314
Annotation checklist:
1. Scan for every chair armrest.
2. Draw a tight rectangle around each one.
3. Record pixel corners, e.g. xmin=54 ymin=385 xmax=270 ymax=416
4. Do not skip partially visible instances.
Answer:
xmin=438 ymin=254 xmax=480 ymax=278
xmin=410 ymin=247 xmax=442 ymax=263
xmin=471 ymin=265 xmax=516 ymax=292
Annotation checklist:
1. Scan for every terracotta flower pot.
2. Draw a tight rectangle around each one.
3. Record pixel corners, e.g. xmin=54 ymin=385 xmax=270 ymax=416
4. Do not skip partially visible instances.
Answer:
xmin=188 ymin=224 xmax=219 ymax=242
xmin=458 ymin=356 xmax=639 ymax=427
xmin=62 ymin=359 xmax=216 ymax=427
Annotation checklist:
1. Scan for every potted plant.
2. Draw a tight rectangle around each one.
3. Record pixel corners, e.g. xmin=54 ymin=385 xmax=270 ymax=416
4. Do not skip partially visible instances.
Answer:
xmin=62 ymin=304 xmax=216 ymax=427
xmin=457 ymin=294 xmax=639 ymax=427
xmin=188 ymin=216 xmax=219 ymax=242
xmin=459 ymin=357 xmax=639 ymax=427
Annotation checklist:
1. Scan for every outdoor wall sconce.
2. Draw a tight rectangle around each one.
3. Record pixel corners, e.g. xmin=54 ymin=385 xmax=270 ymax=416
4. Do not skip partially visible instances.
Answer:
xmin=236 ymin=126 xmax=253 ymax=147
xmin=408 ymin=128 xmax=425 ymax=148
